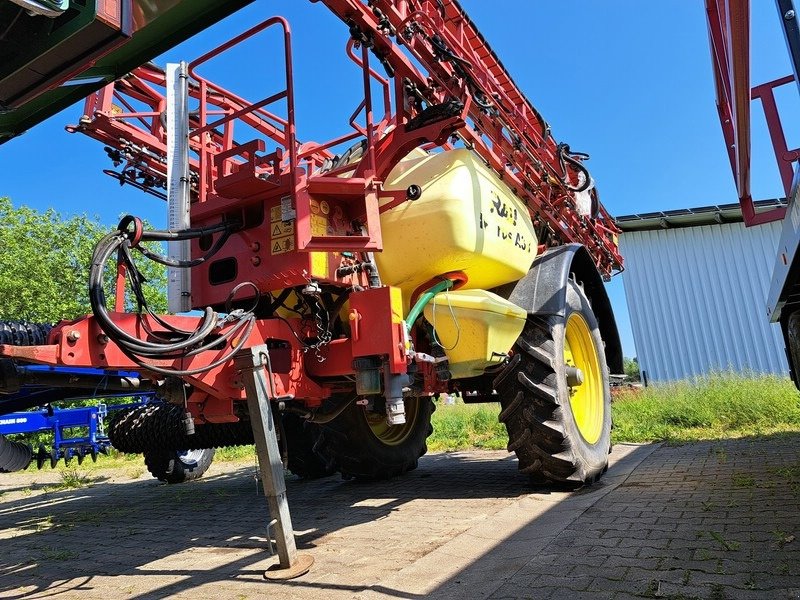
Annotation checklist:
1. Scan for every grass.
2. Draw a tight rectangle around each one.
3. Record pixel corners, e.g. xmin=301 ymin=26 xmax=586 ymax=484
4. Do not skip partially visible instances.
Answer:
xmin=428 ymin=401 xmax=506 ymax=452
xmin=54 ymin=468 xmax=92 ymax=490
xmin=10 ymin=374 xmax=800 ymax=475
xmin=611 ymin=373 xmax=800 ymax=444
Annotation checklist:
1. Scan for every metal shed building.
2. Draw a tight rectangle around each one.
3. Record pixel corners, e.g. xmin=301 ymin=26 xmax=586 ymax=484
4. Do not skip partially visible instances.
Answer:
xmin=617 ymin=199 xmax=789 ymax=383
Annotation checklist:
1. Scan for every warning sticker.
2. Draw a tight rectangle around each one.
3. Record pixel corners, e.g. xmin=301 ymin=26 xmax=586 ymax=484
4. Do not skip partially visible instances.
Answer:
xmin=271 ymin=221 xmax=293 ymax=239
xmin=310 ymin=214 xmax=328 ymax=236
xmin=271 ymin=236 xmax=295 ymax=255
xmin=270 ymin=205 xmax=282 ymax=223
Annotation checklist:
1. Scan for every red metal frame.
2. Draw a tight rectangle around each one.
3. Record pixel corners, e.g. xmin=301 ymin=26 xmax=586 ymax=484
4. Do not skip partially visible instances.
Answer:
xmin=706 ymin=0 xmax=795 ymax=225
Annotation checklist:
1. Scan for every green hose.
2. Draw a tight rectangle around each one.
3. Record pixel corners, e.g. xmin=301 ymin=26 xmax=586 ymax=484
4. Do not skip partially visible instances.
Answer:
xmin=405 ymin=279 xmax=455 ymax=332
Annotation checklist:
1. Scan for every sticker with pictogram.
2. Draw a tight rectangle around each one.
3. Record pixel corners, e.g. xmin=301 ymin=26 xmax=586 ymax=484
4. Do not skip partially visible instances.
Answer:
xmin=271 ymin=236 xmax=295 ymax=255
xmin=271 ymin=221 xmax=293 ymax=238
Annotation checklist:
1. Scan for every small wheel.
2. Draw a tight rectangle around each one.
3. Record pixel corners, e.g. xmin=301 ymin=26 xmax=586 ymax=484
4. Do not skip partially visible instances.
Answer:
xmin=143 ymin=448 xmax=215 ymax=484
xmin=494 ymin=279 xmax=612 ymax=487
xmin=315 ymin=397 xmax=434 ymax=480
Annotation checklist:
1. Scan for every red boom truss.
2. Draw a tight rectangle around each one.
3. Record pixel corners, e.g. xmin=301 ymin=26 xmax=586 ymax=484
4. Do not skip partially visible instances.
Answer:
xmin=706 ymin=0 xmax=798 ymax=225
xmin=70 ymin=0 xmax=623 ymax=277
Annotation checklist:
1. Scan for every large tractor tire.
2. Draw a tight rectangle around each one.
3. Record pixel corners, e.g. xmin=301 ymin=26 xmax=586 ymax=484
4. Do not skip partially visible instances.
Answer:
xmin=0 ymin=435 xmax=33 ymax=473
xmin=315 ymin=397 xmax=434 ymax=480
xmin=494 ymin=279 xmax=612 ymax=487
xmin=144 ymin=448 xmax=215 ymax=484
xmin=282 ymin=413 xmax=334 ymax=479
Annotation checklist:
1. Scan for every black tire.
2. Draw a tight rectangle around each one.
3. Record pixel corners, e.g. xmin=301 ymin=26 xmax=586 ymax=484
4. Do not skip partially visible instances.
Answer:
xmin=108 ymin=403 xmax=254 ymax=453
xmin=315 ymin=397 xmax=434 ymax=480
xmin=0 ymin=320 xmax=51 ymax=346
xmin=494 ymin=279 xmax=612 ymax=487
xmin=144 ymin=448 xmax=215 ymax=484
xmin=0 ymin=320 xmax=49 ymax=472
xmin=282 ymin=413 xmax=335 ymax=479
xmin=0 ymin=435 xmax=33 ymax=472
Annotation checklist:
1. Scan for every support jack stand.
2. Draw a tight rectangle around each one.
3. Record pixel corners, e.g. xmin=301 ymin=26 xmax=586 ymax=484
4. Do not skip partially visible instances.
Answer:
xmin=237 ymin=345 xmax=314 ymax=580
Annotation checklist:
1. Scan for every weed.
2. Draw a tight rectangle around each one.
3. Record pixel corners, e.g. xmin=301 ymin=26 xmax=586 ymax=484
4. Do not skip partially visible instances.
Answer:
xmin=770 ymin=464 xmax=800 ymax=482
xmin=57 ymin=468 xmax=92 ymax=489
xmin=709 ymin=584 xmax=727 ymax=600
xmin=701 ymin=501 xmax=715 ymax=512
xmin=770 ymin=464 xmax=800 ymax=494
xmin=770 ymin=529 xmax=795 ymax=548
xmin=731 ymin=473 xmax=756 ymax=488
xmin=38 ymin=546 xmax=77 ymax=561
xmin=36 ymin=516 xmax=53 ymax=532
xmin=745 ymin=572 xmax=757 ymax=590
xmin=643 ymin=579 xmax=660 ymax=598
xmin=708 ymin=531 xmax=741 ymax=551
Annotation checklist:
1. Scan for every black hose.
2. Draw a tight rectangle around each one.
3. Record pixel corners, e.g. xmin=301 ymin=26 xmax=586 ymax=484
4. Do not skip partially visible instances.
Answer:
xmin=88 ymin=217 xmax=254 ymax=376
xmin=556 ymin=143 xmax=592 ymax=193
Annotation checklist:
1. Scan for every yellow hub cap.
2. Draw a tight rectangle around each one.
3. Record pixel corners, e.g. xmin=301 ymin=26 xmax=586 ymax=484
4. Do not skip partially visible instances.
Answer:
xmin=564 ymin=313 xmax=603 ymax=444
xmin=365 ymin=398 xmax=419 ymax=446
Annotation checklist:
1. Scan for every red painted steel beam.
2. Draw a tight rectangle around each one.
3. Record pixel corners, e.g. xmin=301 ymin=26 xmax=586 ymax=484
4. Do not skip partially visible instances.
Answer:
xmin=706 ymin=0 xmax=788 ymax=225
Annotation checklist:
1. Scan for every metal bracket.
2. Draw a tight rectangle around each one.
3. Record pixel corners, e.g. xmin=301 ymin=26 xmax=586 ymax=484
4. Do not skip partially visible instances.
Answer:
xmin=235 ymin=345 xmax=313 ymax=580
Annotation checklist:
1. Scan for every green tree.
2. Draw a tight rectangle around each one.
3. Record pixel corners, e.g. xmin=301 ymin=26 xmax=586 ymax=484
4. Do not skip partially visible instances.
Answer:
xmin=0 ymin=197 xmax=166 ymax=323
xmin=623 ymin=356 xmax=640 ymax=381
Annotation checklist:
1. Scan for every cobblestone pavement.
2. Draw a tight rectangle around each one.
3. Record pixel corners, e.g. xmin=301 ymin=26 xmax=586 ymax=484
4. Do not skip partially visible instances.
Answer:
xmin=1 ymin=434 xmax=798 ymax=600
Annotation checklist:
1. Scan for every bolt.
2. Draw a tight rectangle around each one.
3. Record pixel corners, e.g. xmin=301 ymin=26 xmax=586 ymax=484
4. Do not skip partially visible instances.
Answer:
xmin=66 ymin=330 xmax=81 ymax=343
xmin=97 ymin=334 xmax=109 ymax=344
xmin=251 ymin=256 xmax=261 ymax=266
xmin=786 ymin=9 xmax=795 ymax=20
xmin=250 ymin=241 xmax=260 ymax=252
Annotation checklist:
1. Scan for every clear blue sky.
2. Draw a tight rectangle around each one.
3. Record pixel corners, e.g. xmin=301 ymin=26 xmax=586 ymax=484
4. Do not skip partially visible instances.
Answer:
xmin=0 ymin=1 xmax=795 ymax=358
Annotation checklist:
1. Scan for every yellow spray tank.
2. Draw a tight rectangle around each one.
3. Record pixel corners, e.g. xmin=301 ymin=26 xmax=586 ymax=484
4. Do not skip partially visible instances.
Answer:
xmin=377 ymin=148 xmax=537 ymax=376
xmin=423 ymin=289 xmax=528 ymax=379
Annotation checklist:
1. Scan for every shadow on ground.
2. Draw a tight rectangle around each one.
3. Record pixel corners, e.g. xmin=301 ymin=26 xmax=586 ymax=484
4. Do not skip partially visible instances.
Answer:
xmin=0 ymin=450 xmax=534 ymax=599
xmin=1 ymin=432 xmax=799 ymax=599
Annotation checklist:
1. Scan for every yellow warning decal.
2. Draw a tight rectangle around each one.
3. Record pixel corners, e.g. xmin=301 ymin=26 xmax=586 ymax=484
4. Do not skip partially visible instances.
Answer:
xmin=270 ymin=206 xmax=282 ymax=223
xmin=310 ymin=214 xmax=328 ymax=236
xmin=271 ymin=236 xmax=295 ymax=255
xmin=271 ymin=221 xmax=293 ymax=239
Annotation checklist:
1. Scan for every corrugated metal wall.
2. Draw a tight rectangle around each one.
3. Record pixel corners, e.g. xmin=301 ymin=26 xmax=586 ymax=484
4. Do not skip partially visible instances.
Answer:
xmin=620 ymin=221 xmax=788 ymax=382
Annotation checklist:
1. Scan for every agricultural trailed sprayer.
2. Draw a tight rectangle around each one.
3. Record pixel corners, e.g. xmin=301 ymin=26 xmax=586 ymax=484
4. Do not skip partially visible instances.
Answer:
xmin=0 ymin=0 xmax=628 ymax=576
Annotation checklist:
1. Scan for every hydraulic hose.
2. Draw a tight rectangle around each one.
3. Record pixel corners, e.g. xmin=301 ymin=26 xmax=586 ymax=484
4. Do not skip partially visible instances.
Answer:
xmin=88 ymin=216 xmax=255 ymax=376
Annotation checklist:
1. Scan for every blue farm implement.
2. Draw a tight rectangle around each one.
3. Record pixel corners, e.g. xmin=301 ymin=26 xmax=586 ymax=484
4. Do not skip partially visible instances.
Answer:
xmin=0 ymin=397 xmax=147 ymax=470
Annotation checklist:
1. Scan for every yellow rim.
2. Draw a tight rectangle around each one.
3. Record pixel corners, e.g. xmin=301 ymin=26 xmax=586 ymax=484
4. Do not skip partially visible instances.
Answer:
xmin=365 ymin=398 xmax=420 ymax=446
xmin=563 ymin=313 xmax=603 ymax=444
